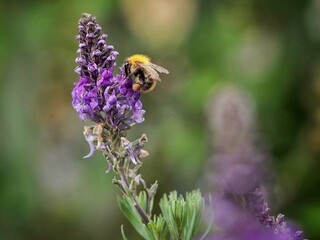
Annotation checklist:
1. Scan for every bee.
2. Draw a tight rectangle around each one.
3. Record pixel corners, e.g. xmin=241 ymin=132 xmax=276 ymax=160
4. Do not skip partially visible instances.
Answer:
xmin=124 ymin=54 xmax=169 ymax=93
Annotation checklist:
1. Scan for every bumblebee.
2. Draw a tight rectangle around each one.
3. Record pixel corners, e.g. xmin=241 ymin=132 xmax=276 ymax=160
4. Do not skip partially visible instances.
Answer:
xmin=124 ymin=54 xmax=169 ymax=93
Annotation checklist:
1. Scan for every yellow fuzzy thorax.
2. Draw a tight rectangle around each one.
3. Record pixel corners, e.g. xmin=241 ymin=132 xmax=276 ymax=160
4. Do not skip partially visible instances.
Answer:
xmin=127 ymin=54 xmax=150 ymax=65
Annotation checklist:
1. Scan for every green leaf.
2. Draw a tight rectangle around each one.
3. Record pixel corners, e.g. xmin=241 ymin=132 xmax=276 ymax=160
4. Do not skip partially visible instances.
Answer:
xmin=118 ymin=195 xmax=150 ymax=239
xmin=159 ymin=192 xmax=180 ymax=240
xmin=137 ymin=190 xmax=148 ymax=211
xmin=147 ymin=215 xmax=168 ymax=240
xmin=159 ymin=190 xmax=204 ymax=240
xmin=184 ymin=190 xmax=203 ymax=239
xmin=121 ymin=225 xmax=129 ymax=240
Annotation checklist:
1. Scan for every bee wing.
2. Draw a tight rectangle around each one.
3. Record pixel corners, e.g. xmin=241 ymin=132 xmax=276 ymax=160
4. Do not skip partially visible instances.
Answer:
xmin=148 ymin=62 xmax=169 ymax=74
xmin=136 ymin=62 xmax=162 ymax=81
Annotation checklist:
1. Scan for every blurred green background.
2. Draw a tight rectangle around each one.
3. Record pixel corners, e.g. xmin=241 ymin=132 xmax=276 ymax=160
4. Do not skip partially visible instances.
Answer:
xmin=1 ymin=0 xmax=319 ymax=239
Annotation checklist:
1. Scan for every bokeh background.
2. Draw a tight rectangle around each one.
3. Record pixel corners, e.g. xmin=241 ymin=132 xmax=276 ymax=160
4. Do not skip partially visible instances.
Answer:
xmin=1 ymin=0 xmax=319 ymax=239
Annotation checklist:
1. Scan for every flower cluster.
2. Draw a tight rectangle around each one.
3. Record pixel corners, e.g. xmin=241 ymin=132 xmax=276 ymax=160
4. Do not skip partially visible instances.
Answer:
xmin=248 ymin=188 xmax=304 ymax=240
xmin=209 ymin=190 xmax=305 ymax=240
xmin=72 ymin=13 xmax=145 ymax=129
xmin=204 ymin=87 xmax=306 ymax=240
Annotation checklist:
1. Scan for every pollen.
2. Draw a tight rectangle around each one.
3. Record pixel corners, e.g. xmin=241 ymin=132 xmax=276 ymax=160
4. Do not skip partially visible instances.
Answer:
xmin=127 ymin=54 xmax=150 ymax=65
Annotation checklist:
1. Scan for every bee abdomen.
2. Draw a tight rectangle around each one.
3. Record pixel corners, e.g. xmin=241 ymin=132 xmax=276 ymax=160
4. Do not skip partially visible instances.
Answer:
xmin=141 ymin=79 xmax=156 ymax=92
xmin=134 ymin=69 xmax=145 ymax=80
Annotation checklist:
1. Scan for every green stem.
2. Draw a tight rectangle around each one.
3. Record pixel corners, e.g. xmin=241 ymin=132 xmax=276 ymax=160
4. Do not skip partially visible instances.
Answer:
xmin=119 ymin=167 xmax=150 ymax=225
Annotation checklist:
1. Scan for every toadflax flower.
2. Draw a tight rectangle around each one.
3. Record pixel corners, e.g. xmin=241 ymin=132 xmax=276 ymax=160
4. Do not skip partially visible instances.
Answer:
xmin=204 ymin=86 xmax=306 ymax=240
xmin=72 ymin=13 xmax=145 ymax=129
xmin=248 ymin=188 xmax=304 ymax=240
xmin=71 ymin=13 xmax=146 ymax=161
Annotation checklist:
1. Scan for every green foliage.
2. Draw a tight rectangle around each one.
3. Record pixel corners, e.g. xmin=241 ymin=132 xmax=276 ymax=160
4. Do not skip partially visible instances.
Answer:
xmin=147 ymin=215 xmax=168 ymax=240
xmin=119 ymin=190 xmax=205 ymax=240
xmin=118 ymin=193 xmax=151 ymax=239
xmin=119 ymin=191 xmax=164 ymax=240
xmin=121 ymin=225 xmax=129 ymax=240
xmin=159 ymin=190 xmax=204 ymax=240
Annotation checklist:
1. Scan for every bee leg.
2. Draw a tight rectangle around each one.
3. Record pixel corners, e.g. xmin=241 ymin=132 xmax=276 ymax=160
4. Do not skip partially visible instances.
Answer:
xmin=126 ymin=72 xmax=134 ymax=80
xmin=124 ymin=62 xmax=131 ymax=77
xmin=126 ymin=68 xmax=140 ymax=80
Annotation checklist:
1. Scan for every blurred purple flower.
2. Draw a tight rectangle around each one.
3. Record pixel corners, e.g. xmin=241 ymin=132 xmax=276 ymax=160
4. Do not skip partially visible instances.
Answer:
xmin=208 ymin=189 xmax=305 ymax=240
xmin=212 ymin=195 xmax=253 ymax=235
xmin=205 ymin=87 xmax=267 ymax=194
xmin=210 ymin=146 xmax=265 ymax=194
xmin=71 ymin=13 xmax=145 ymax=129
xmin=204 ymin=86 xmax=306 ymax=240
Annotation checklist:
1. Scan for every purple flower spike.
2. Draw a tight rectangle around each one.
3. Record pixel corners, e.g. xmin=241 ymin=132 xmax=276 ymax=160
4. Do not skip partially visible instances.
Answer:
xmin=205 ymin=87 xmax=306 ymax=240
xmin=71 ymin=13 xmax=145 ymax=129
xmin=248 ymin=188 xmax=306 ymax=240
